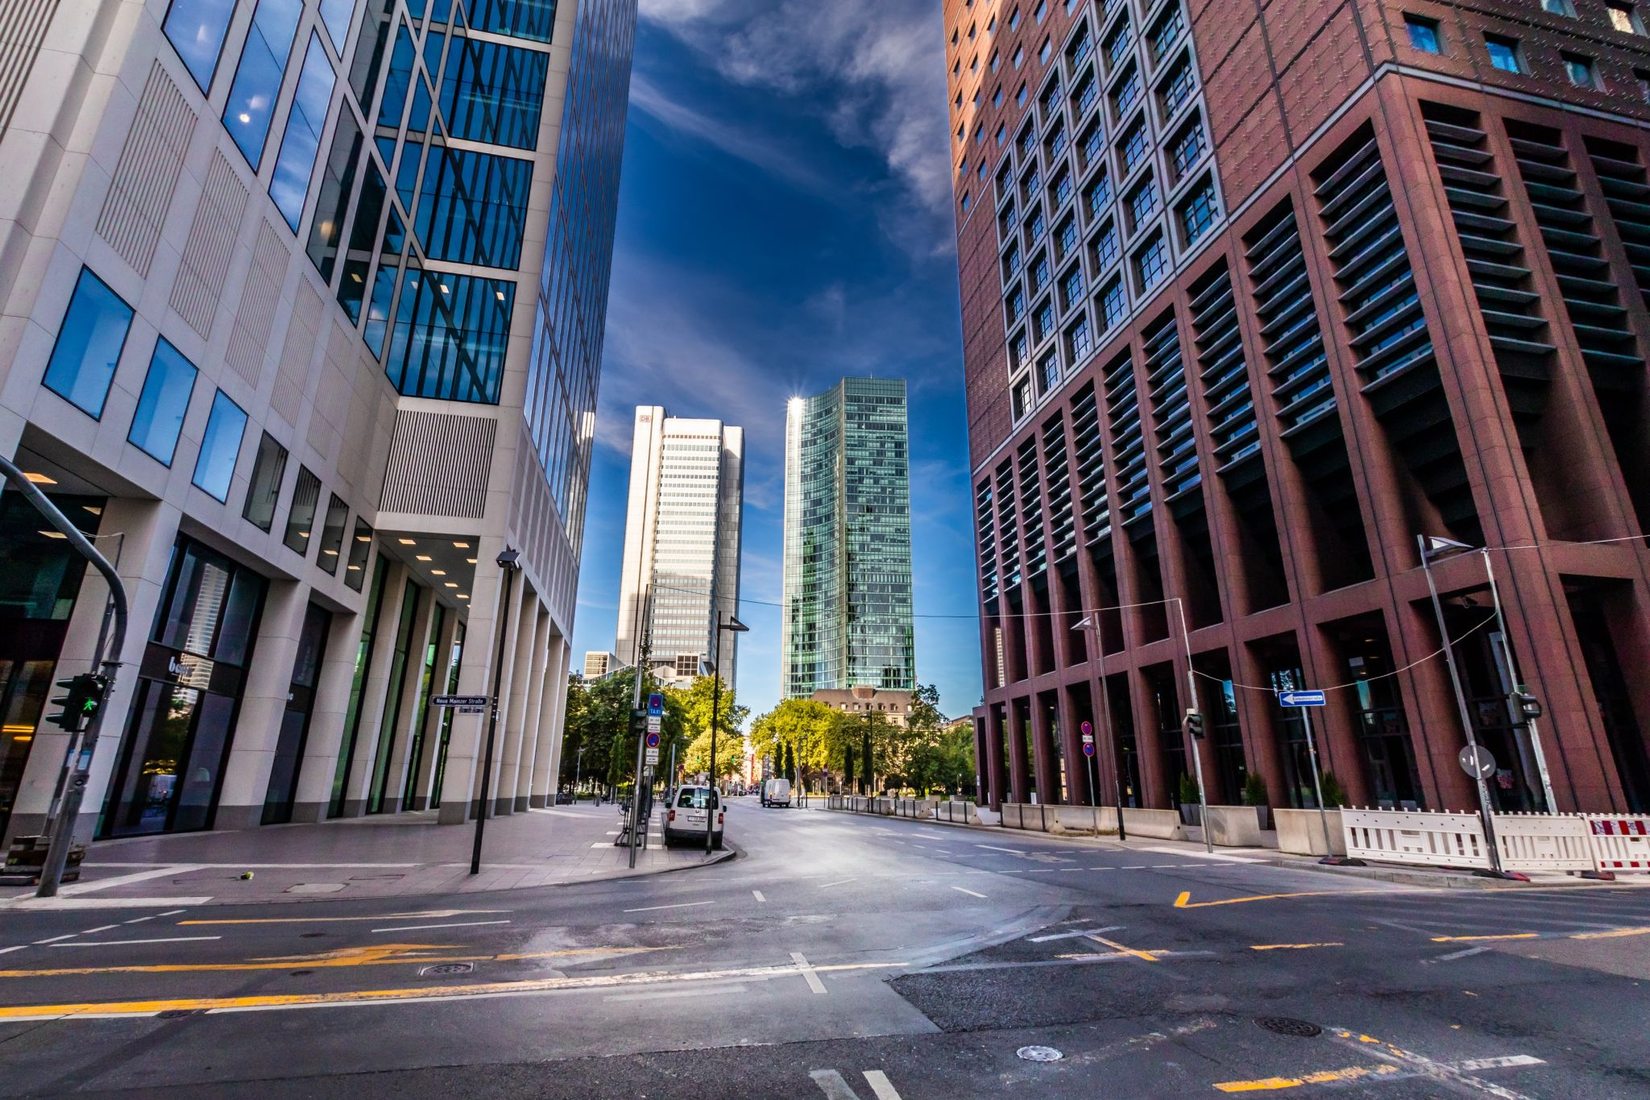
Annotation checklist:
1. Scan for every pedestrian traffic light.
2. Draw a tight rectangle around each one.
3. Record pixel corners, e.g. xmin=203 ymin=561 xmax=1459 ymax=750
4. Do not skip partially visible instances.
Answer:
xmin=1514 ymin=692 xmax=1543 ymax=721
xmin=48 ymin=673 xmax=107 ymax=733
xmin=1183 ymin=708 xmax=1205 ymax=740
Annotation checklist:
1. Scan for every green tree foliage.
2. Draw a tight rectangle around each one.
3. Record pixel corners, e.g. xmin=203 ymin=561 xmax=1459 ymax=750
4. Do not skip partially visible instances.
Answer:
xmin=876 ymin=686 xmax=974 ymax=795
xmin=558 ymin=669 xmax=693 ymax=792
xmin=748 ymin=698 xmax=843 ymax=774
xmin=676 ymin=675 xmax=746 ymax=780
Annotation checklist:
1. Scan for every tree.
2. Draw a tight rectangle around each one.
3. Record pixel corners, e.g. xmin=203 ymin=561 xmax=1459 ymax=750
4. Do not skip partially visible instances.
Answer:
xmin=748 ymin=698 xmax=841 ymax=775
xmin=675 ymin=675 xmax=746 ymax=780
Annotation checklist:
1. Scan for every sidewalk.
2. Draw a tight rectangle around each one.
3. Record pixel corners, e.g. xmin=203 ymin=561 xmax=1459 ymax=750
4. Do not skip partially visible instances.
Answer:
xmin=0 ymin=803 xmax=731 ymax=908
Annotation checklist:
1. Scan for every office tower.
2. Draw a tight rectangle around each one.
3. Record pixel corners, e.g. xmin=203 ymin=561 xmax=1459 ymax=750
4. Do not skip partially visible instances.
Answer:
xmin=782 ymin=379 xmax=915 ymax=698
xmin=615 ymin=408 xmax=745 ymax=690
xmin=0 ymin=0 xmax=636 ymax=842
xmin=947 ymin=0 xmax=1650 ymax=815
xmin=583 ymin=652 xmax=623 ymax=680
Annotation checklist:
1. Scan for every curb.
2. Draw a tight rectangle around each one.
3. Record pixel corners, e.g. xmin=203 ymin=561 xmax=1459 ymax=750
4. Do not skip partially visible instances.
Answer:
xmin=563 ymin=840 xmax=740 ymax=888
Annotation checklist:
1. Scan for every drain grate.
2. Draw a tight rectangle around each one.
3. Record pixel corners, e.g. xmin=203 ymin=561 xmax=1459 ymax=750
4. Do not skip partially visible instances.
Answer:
xmin=1016 ymin=1046 xmax=1065 ymax=1062
xmin=1256 ymin=1017 xmax=1322 ymax=1038
xmin=420 ymin=962 xmax=475 ymax=977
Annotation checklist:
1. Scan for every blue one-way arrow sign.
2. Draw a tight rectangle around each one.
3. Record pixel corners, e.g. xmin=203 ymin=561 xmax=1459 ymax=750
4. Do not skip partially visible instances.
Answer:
xmin=1278 ymin=690 xmax=1326 ymax=707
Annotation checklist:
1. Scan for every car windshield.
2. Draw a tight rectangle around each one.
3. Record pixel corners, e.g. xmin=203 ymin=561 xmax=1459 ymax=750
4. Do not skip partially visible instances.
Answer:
xmin=676 ymin=789 xmax=719 ymax=809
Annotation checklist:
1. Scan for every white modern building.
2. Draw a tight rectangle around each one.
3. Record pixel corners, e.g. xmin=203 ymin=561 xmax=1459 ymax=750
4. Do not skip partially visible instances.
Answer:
xmin=581 ymin=651 xmax=623 ymax=680
xmin=0 ymin=0 xmax=636 ymax=843
xmin=614 ymin=407 xmax=744 ymax=691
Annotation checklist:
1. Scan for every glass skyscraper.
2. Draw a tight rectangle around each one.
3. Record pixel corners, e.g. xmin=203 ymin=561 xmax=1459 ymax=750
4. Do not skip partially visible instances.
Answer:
xmin=781 ymin=378 xmax=915 ymax=698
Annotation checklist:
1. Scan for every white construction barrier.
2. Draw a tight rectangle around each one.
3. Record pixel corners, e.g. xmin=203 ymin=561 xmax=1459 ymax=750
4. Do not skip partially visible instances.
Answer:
xmin=935 ymin=801 xmax=982 ymax=825
xmin=1493 ymin=812 xmax=1595 ymax=873
xmin=1340 ymin=808 xmax=1490 ymax=869
xmin=1585 ymin=815 xmax=1650 ymax=873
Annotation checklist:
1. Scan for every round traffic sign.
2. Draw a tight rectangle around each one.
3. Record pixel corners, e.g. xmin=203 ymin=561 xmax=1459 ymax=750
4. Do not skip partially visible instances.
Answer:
xmin=645 ymin=731 xmax=660 ymax=748
xmin=1080 ymin=720 xmax=1093 ymax=736
xmin=1082 ymin=742 xmax=1096 ymax=757
xmin=1457 ymin=743 xmax=1495 ymax=779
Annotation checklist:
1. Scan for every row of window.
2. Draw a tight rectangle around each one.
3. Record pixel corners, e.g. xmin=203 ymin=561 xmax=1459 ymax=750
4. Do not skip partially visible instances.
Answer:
xmin=1405 ymin=9 xmax=1647 ymax=94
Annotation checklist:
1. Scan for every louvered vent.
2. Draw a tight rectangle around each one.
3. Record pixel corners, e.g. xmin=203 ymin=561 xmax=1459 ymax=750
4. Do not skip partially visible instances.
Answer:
xmin=1105 ymin=353 xmax=1152 ymax=530
xmin=96 ymin=63 xmax=195 ymax=277
xmin=1188 ymin=263 xmax=1258 ymax=476
xmin=1070 ymin=381 xmax=1111 ymax=544
xmin=1143 ymin=311 xmax=1201 ymax=515
xmin=1585 ymin=135 xmax=1650 ymax=311
xmin=977 ymin=479 xmax=999 ymax=603
xmin=227 ymin=219 xmax=289 ymax=390
xmin=0 ymin=0 xmax=61 ymax=141
xmin=380 ymin=410 xmax=497 ymax=519
xmin=170 ymin=152 xmax=248 ymax=339
xmin=1017 ymin=438 xmax=1047 ymax=579
xmin=1043 ymin=414 xmax=1077 ymax=565
xmin=995 ymin=461 xmax=1020 ymax=590
xmin=1244 ymin=201 xmax=1335 ymax=438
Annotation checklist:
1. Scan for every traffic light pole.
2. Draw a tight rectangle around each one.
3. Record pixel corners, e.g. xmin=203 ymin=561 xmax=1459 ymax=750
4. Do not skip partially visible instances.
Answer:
xmin=1 ymin=455 xmax=129 ymax=899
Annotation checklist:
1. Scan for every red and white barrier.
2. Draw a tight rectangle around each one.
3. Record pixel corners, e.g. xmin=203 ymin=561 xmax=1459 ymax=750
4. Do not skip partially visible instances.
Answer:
xmin=1585 ymin=815 xmax=1650 ymax=873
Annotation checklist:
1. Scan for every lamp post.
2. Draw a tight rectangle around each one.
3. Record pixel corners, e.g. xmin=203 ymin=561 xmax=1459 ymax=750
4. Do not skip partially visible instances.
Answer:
xmin=1072 ymin=615 xmax=1127 ymax=842
xmin=471 ymin=546 xmax=519 ymax=875
xmin=706 ymin=612 xmax=749 ymax=853
xmin=574 ymin=742 xmax=585 ymax=802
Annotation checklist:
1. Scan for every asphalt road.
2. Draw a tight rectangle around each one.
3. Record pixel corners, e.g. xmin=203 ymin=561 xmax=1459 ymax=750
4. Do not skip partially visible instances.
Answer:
xmin=2 ymin=799 xmax=1648 ymax=1098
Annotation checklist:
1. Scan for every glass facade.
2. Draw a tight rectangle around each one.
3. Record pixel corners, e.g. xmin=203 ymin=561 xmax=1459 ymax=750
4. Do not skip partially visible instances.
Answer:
xmin=128 ymin=339 xmax=198 ymax=465
xmin=269 ymin=33 xmax=336 ymax=230
xmin=192 ymin=390 xmax=249 ymax=502
xmin=42 ymin=267 xmax=133 ymax=419
xmin=163 ymin=0 xmax=238 ymax=91
xmin=222 ymin=0 xmax=303 ymax=168
xmin=781 ymin=379 xmax=915 ymax=697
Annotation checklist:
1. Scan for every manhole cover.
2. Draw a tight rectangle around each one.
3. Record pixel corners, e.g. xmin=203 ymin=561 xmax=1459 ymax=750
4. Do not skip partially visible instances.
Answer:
xmin=286 ymin=882 xmax=346 ymax=895
xmin=156 ymin=1009 xmax=199 ymax=1020
xmin=1016 ymin=1046 xmax=1064 ymax=1062
xmin=1257 ymin=1017 xmax=1322 ymax=1038
xmin=420 ymin=962 xmax=475 ymax=977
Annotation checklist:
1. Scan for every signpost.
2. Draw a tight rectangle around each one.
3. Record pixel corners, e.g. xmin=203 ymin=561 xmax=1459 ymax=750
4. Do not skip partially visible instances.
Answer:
xmin=1458 ymin=743 xmax=1496 ymax=780
xmin=1275 ymin=687 xmax=1346 ymax=864
xmin=433 ymin=695 xmax=490 ymax=708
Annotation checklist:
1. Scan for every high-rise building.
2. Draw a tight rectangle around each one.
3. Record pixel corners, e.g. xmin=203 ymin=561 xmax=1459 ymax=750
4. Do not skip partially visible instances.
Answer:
xmin=0 ymin=0 xmax=636 ymax=843
xmin=582 ymin=651 xmax=624 ymax=681
xmin=615 ymin=408 xmax=745 ymax=690
xmin=782 ymin=379 xmax=915 ymax=697
xmin=947 ymin=0 xmax=1650 ymax=815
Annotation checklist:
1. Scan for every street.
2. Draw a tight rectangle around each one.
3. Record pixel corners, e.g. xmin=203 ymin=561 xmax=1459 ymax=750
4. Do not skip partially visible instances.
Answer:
xmin=2 ymin=803 xmax=1648 ymax=1098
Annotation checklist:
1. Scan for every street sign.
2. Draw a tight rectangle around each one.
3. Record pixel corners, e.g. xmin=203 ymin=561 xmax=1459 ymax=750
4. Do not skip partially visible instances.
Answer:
xmin=1082 ymin=741 xmax=1096 ymax=758
xmin=645 ymin=731 xmax=660 ymax=748
xmin=1458 ymin=744 xmax=1497 ymax=779
xmin=457 ymin=706 xmax=485 ymax=715
xmin=646 ymin=715 xmax=662 ymax=734
xmin=1278 ymin=690 xmax=1326 ymax=708
xmin=647 ymin=693 xmax=664 ymax=717
xmin=645 ymin=747 xmax=660 ymax=765
xmin=433 ymin=694 xmax=489 ymax=708
xmin=1080 ymin=720 xmax=1093 ymax=736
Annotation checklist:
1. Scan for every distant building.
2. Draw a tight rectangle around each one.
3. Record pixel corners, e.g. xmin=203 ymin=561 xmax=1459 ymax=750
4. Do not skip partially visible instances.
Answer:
xmin=615 ymin=407 xmax=744 ymax=691
xmin=781 ymin=378 xmax=915 ymax=698
xmin=811 ymin=686 xmax=912 ymax=729
xmin=582 ymin=652 xmax=624 ymax=681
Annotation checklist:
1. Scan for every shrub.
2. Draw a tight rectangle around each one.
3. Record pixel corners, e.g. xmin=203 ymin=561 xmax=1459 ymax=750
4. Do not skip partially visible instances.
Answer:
xmin=1319 ymin=770 xmax=1347 ymax=808
xmin=1178 ymin=772 xmax=1201 ymax=806
xmin=1242 ymin=771 xmax=1269 ymax=806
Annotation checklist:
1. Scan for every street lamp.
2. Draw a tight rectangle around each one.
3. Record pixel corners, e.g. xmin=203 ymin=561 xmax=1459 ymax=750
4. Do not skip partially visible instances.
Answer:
xmin=1072 ymin=615 xmax=1127 ymax=842
xmin=706 ymin=612 xmax=749 ymax=853
xmin=471 ymin=546 xmax=519 ymax=876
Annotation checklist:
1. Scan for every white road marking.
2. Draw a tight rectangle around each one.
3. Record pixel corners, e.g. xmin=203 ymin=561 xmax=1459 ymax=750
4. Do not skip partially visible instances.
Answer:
xmin=863 ymin=1069 xmax=904 ymax=1100
xmin=1453 ymin=1056 xmax=1545 ymax=1072
xmin=817 ymin=878 xmax=854 ymax=889
xmin=1028 ymin=926 xmax=1123 ymax=943
xmin=123 ymin=915 xmax=158 ymax=925
xmin=1 ymin=898 xmax=213 ymax=910
xmin=1329 ymin=1028 xmax=1538 ymax=1100
xmin=32 ymin=934 xmax=76 ymax=945
xmin=370 ymin=920 xmax=512 ymax=933
xmin=52 ymin=936 xmax=221 ymax=947
xmin=975 ymin=844 xmax=1025 ymax=854
xmin=160 ymin=909 xmax=187 ymax=917
xmin=811 ymin=1070 xmax=862 ymax=1100
xmin=951 ymin=886 xmax=987 ymax=899
xmin=791 ymin=951 xmax=828 ymax=994
xmin=622 ymin=900 xmax=715 ymax=914
xmin=1136 ymin=846 xmax=1260 ymax=863
xmin=752 ymin=890 xmax=767 ymax=902
xmin=0 ymin=946 xmax=27 ymax=956
xmin=1431 ymin=945 xmax=1492 ymax=963
xmin=79 ymin=925 xmax=119 ymax=935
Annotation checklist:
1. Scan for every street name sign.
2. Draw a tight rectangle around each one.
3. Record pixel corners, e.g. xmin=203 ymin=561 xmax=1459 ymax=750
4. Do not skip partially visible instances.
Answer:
xmin=433 ymin=695 xmax=489 ymax=708
xmin=1278 ymin=690 xmax=1326 ymax=707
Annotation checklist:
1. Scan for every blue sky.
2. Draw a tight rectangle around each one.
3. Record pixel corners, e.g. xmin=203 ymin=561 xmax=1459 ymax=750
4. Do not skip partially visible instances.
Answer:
xmin=567 ymin=0 xmax=985 ymax=723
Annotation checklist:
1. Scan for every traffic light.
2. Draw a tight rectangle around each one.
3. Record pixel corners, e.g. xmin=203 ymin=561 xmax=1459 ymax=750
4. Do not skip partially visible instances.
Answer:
xmin=48 ymin=673 xmax=107 ymax=733
xmin=1183 ymin=708 xmax=1205 ymax=740
xmin=629 ymin=707 xmax=647 ymax=738
xmin=1514 ymin=692 xmax=1543 ymax=721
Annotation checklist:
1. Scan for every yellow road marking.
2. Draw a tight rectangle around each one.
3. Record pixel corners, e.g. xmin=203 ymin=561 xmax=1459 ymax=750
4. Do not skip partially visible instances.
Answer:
xmin=1569 ymin=926 xmax=1650 ymax=941
xmin=1214 ymin=1065 xmax=1399 ymax=1092
xmin=1086 ymin=933 xmax=1158 ymax=962
xmin=0 ymin=943 xmax=670 ymax=979
xmin=1429 ymin=933 xmax=1538 ymax=943
xmin=1174 ymin=889 xmax=1382 ymax=909
xmin=1250 ymin=942 xmax=1344 ymax=951
xmin=0 ymin=960 xmax=906 ymax=1020
xmin=179 ymin=909 xmax=507 ymax=926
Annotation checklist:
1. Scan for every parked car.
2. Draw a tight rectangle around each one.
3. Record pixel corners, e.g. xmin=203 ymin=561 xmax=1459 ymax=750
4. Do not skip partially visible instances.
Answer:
xmin=664 ymin=785 xmax=724 ymax=848
xmin=760 ymin=778 xmax=792 ymax=807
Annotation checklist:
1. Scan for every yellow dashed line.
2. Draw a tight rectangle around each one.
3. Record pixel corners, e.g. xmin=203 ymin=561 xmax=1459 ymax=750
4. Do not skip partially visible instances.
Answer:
xmin=1429 ymin=933 xmax=1539 ymax=943
xmin=1214 ymin=1065 xmax=1399 ymax=1092
xmin=1250 ymin=943 xmax=1344 ymax=951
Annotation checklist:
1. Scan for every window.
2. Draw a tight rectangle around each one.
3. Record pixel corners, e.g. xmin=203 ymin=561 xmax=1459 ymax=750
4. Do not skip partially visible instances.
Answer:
xmin=1086 ymin=172 xmax=1113 ymax=217
xmin=1008 ymin=288 xmax=1027 ymax=322
xmin=1013 ymin=46 xmax=1025 ymax=67
xmin=1010 ymin=6 xmax=1022 ymax=30
xmin=1067 ymin=315 xmax=1093 ymax=361
xmin=319 ymin=0 xmax=354 ymax=49
xmin=1073 ymin=74 xmax=1098 ymax=116
xmin=1051 ymin=169 xmax=1073 ymax=207
xmin=1127 ymin=176 xmax=1160 ymax=228
xmin=1100 ymin=277 xmax=1127 ymax=328
xmin=1158 ymin=56 xmax=1195 ymax=117
xmin=1540 ymin=0 xmax=1575 ymax=14
xmin=192 ymin=390 xmax=249 ymax=502
xmin=993 ymin=85 xmax=1005 ymax=107
xmin=1035 ymin=299 xmax=1056 ymax=339
xmin=415 ymin=145 xmax=532 ymax=268
xmin=1031 ymin=254 xmax=1052 ymax=292
xmin=385 ymin=270 xmax=515 ymax=403
xmin=1070 ymin=28 xmax=1094 ymax=67
xmin=346 ymin=518 xmax=373 ymax=590
xmin=242 ymin=432 xmax=289 ymax=531
xmin=1056 ymin=217 xmax=1079 ymax=258
xmin=1003 ymin=244 xmax=1023 ymax=279
xmin=961 ymin=191 xmax=972 ymax=213
xmin=1027 ymin=209 xmax=1047 ymax=242
xmin=1120 ymin=121 xmax=1150 ymax=172
xmin=1022 ymin=164 xmax=1043 ymax=198
xmin=1019 ymin=125 xmax=1038 ymax=159
xmin=1081 ymin=120 xmax=1105 ymax=165
xmin=163 ymin=0 xmax=237 ymax=91
xmin=1134 ymin=234 xmax=1168 ymax=290
xmin=1094 ymin=221 xmax=1120 ymax=268
xmin=284 ymin=466 xmax=321 ymax=555
xmin=128 ymin=339 xmax=197 ymax=465
xmin=269 ymin=34 xmax=337 ymax=231
xmin=1638 ymin=68 xmax=1650 ymax=101
xmin=223 ymin=0 xmax=303 ymax=168
xmin=1040 ymin=37 xmax=1053 ymax=64
xmin=1169 ymin=117 xmax=1207 ymax=178
xmin=1609 ymin=2 xmax=1646 ymax=33
xmin=1112 ymin=64 xmax=1142 ymax=119
xmin=1104 ymin=20 xmax=1133 ymax=68
xmin=1485 ymin=35 xmax=1522 ymax=72
xmin=1178 ymin=177 xmax=1219 ymax=245
xmin=1049 ymin=127 xmax=1069 ymax=159
xmin=996 ymin=123 xmax=1008 ymax=144
xmin=317 ymin=493 xmax=348 ymax=574
xmin=1404 ymin=15 xmax=1442 ymax=52
xmin=1010 ymin=328 xmax=1030 ymax=368
xmin=42 ymin=267 xmax=133 ymax=419
xmin=1035 ymin=0 xmax=1048 ymax=19
xmin=1013 ymin=375 xmax=1033 ymax=419
xmin=441 ymin=37 xmax=551 ymax=150
xmin=1061 ymin=265 xmax=1086 ymax=309
xmin=1562 ymin=52 xmax=1599 ymax=87
xmin=1149 ymin=5 xmax=1184 ymax=60
xmin=1039 ymin=350 xmax=1060 ymax=393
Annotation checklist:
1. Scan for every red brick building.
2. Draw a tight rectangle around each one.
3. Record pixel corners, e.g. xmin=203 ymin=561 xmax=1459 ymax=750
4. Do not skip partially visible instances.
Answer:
xmin=946 ymin=0 xmax=1650 ymax=815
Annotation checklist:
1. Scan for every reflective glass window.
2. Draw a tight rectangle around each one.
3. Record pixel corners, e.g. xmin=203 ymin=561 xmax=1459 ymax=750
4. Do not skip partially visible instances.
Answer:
xmin=163 ymin=0 xmax=237 ymax=91
xmin=269 ymin=34 xmax=337 ymax=231
xmin=346 ymin=518 xmax=374 ymax=590
xmin=128 ymin=338 xmax=198 ymax=465
xmin=441 ymin=37 xmax=548 ymax=149
xmin=415 ymin=146 xmax=532 ymax=268
xmin=192 ymin=390 xmax=249 ymax=502
xmin=320 ymin=0 xmax=354 ymax=50
xmin=306 ymin=112 xmax=363 ymax=280
xmin=385 ymin=270 xmax=514 ymax=403
xmin=42 ymin=267 xmax=133 ymax=419
xmin=377 ymin=23 xmax=416 ymax=127
xmin=364 ymin=262 xmax=398 ymax=355
xmin=466 ymin=0 xmax=557 ymax=42
xmin=242 ymin=432 xmax=289 ymax=531
xmin=317 ymin=493 xmax=348 ymax=574
xmin=284 ymin=466 xmax=321 ymax=555
xmin=223 ymin=0 xmax=303 ymax=168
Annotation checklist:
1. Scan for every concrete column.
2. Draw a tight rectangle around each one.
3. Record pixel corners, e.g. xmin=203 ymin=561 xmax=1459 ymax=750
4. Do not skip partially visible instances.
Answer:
xmin=487 ymin=575 xmax=531 ymax=816
xmin=340 ymin=561 xmax=410 ymax=817
xmin=214 ymin=578 xmax=309 ymax=830
xmin=437 ymin=538 xmax=510 ymax=824
xmin=499 ymin=594 xmax=544 ymax=813
xmin=290 ymin=602 xmax=371 ymax=823
xmin=516 ymin=608 xmax=553 ymax=809
xmin=8 ymin=498 xmax=179 ymax=844
xmin=529 ymin=634 xmax=568 ymax=807
xmin=984 ymin=703 xmax=1006 ymax=810
xmin=409 ymin=606 xmax=460 ymax=810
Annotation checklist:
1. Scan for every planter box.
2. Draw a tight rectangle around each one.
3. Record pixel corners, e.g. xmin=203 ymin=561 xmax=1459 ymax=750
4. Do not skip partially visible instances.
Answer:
xmin=1179 ymin=804 xmax=1202 ymax=827
xmin=1121 ymin=807 xmax=1186 ymax=840
xmin=1275 ymin=808 xmax=1346 ymax=856
xmin=1204 ymin=805 xmax=1268 ymax=847
xmin=1049 ymin=805 xmax=1119 ymax=834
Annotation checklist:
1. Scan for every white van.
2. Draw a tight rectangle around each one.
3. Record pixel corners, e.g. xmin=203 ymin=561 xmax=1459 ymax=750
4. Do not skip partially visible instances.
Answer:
xmin=760 ymin=778 xmax=792 ymax=807
xmin=664 ymin=786 xmax=724 ymax=848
